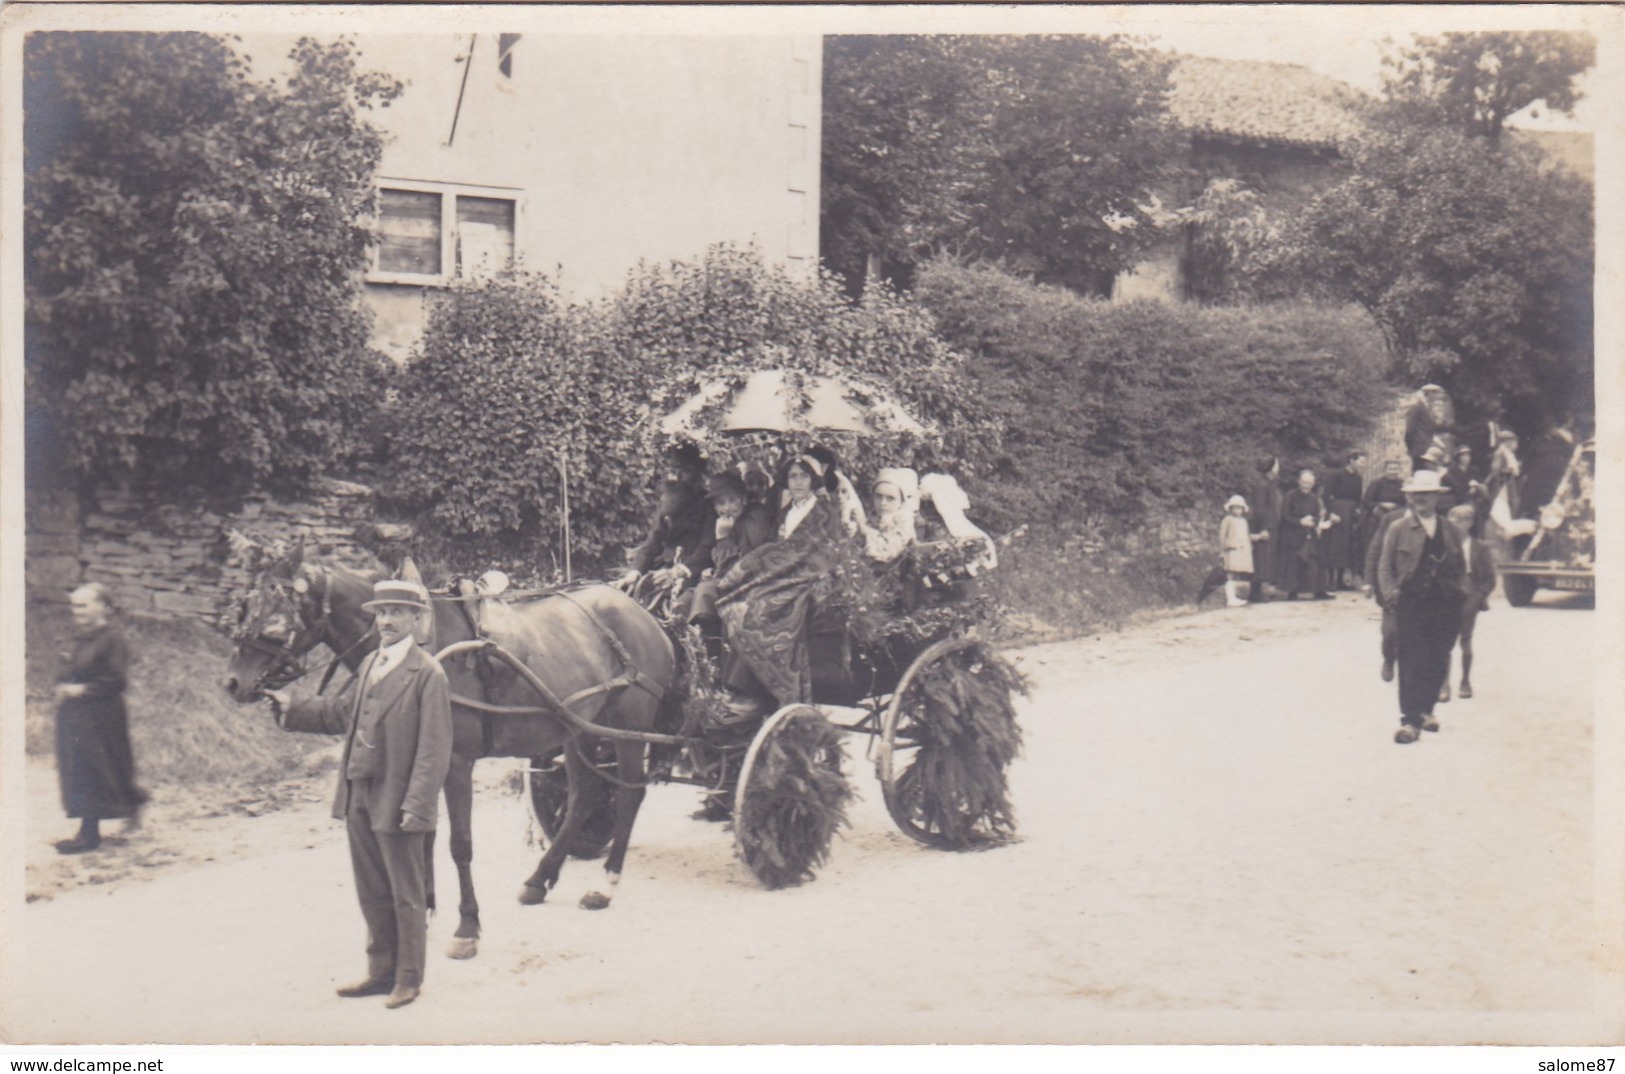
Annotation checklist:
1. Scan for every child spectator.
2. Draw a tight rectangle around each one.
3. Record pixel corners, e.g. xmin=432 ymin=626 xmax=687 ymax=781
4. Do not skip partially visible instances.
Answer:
xmin=1219 ymin=495 xmax=1254 ymax=608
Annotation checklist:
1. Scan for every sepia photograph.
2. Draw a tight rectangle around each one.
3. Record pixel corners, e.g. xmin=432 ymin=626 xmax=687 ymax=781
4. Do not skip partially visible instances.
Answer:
xmin=1 ymin=2 xmax=1620 ymax=1056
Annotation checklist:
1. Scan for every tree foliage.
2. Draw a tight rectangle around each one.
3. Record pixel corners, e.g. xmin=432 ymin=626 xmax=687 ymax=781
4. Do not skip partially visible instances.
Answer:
xmin=24 ymin=32 xmax=398 ymax=496
xmin=822 ymin=35 xmax=1181 ymax=296
xmin=914 ymin=259 xmax=1391 ymax=532
xmin=1254 ymin=125 xmax=1593 ymax=432
xmin=1382 ymin=31 xmax=1597 ymax=139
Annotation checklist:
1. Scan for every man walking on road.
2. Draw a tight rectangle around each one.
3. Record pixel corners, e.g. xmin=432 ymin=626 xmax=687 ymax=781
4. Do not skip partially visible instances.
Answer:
xmin=1377 ymin=470 xmax=1466 ymax=744
xmin=267 ymin=578 xmax=453 ymax=1009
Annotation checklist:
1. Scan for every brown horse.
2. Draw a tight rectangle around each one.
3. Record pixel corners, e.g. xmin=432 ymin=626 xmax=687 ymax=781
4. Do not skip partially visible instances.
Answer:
xmin=222 ymin=539 xmax=682 ymax=960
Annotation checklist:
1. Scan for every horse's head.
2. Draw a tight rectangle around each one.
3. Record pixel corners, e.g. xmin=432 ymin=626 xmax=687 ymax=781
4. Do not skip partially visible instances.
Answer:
xmin=222 ymin=536 xmax=330 ymax=703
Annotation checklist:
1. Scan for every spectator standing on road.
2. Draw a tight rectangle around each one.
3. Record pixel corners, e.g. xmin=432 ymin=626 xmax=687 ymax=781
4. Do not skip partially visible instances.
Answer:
xmin=52 ymin=583 xmax=148 ymax=854
xmin=1446 ymin=503 xmax=1496 ymax=702
xmin=266 ymin=579 xmax=454 ymax=1010
xmin=1377 ymin=469 xmax=1466 ymax=745
xmin=1278 ymin=469 xmax=1332 ymax=601
xmin=1360 ymin=459 xmax=1406 ymax=571
xmin=1218 ymin=495 xmax=1253 ymax=608
xmin=1321 ymin=452 xmax=1365 ymax=590
xmin=1364 ymin=502 xmax=1407 ymax=684
xmin=1247 ymin=457 xmax=1283 ymax=603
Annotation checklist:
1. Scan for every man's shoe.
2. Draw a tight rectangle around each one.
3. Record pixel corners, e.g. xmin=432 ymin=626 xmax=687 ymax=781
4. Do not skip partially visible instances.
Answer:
xmin=384 ymin=984 xmax=420 ymax=1010
xmin=1381 ymin=660 xmax=1395 ymax=683
xmin=1394 ymin=726 xmax=1420 ymax=744
xmin=1422 ymin=717 xmax=1441 ymax=733
xmin=336 ymin=975 xmax=395 ymax=998
xmin=1459 ymin=682 xmax=1473 ymax=699
xmin=54 ymin=837 xmax=100 ymax=855
xmin=1437 ymin=683 xmax=1452 ymax=703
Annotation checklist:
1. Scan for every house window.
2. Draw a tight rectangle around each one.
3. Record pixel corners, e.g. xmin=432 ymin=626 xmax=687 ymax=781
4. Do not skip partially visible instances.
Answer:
xmin=371 ymin=180 xmax=519 ymax=285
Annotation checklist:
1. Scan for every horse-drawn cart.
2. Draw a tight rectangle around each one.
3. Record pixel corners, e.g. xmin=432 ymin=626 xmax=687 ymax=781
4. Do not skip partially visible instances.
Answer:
xmin=222 ymin=367 xmax=1024 ymax=960
xmin=518 ymin=578 xmax=1026 ymax=888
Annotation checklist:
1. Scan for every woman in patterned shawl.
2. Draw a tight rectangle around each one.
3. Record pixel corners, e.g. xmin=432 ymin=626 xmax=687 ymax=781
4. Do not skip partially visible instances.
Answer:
xmin=714 ymin=454 xmax=848 ymax=710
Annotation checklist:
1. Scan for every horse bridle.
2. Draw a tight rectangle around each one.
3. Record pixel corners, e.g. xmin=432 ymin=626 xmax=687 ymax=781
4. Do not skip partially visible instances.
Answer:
xmin=237 ymin=565 xmax=366 ymax=696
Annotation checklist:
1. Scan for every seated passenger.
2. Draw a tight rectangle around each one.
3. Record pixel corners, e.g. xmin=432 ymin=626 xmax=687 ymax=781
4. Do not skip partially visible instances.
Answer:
xmin=916 ymin=473 xmax=998 ymax=581
xmin=858 ymin=467 xmax=919 ymax=564
xmin=807 ymin=444 xmax=867 ymax=538
xmin=627 ymin=445 xmax=715 ymax=592
xmin=675 ymin=471 xmax=775 ymax=658
xmin=714 ymin=454 xmax=846 ymax=712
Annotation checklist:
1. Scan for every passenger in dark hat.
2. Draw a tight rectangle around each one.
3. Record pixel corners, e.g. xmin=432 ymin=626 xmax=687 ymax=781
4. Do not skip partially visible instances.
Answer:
xmin=628 ymin=445 xmax=715 ymax=588
xmin=674 ymin=470 xmax=774 ymax=649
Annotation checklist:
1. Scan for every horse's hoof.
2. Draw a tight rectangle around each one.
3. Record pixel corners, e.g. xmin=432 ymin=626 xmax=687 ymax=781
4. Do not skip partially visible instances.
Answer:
xmin=446 ymin=937 xmax=478 ymax=960
xmin=579 ymin=891 xmax=611 ymax=911
xmin=518 ymin=884 xmax=548 ymax=906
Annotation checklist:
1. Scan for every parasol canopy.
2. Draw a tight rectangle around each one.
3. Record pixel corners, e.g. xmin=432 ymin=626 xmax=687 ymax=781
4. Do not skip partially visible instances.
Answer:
xmin=658 ymin=369 xmax=927 ymax=439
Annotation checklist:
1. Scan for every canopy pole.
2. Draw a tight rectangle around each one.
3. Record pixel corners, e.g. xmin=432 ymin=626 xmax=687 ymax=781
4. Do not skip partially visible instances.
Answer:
xmin=560 ymin=447 xmax=572 ymax=584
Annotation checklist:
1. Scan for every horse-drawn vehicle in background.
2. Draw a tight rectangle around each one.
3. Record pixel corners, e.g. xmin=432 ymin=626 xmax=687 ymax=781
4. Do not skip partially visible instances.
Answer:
xmin=222 ymin=364 xmax=1025 ymax=959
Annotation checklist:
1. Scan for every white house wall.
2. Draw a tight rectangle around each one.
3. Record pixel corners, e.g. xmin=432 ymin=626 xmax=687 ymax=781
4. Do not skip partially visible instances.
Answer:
xmin=358 ymin=33 xmax=821 ymax=362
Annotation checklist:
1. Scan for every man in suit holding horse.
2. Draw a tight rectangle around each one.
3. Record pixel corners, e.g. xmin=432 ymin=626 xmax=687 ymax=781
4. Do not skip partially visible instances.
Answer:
xmin=267 ymin=578 xmax=453 ymax=1010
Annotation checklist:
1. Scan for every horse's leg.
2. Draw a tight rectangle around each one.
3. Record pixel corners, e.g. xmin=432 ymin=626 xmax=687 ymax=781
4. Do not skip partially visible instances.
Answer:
xmin=519 ymin=740 xmax=588 ymax=905
xmin=580 ymin=738 xmax=648 ymax=911
xmin=443 ymin=753 xmax=480 ymax=959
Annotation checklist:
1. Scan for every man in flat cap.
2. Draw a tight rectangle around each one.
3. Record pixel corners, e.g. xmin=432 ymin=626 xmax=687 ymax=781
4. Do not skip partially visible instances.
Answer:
xmin=267 ymin=578 xmax=453 ymax=1010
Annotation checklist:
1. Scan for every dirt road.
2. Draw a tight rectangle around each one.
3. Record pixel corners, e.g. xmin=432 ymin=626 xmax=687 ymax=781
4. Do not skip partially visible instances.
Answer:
xmin=8 ymin=591 xmax=1616 ymax=1044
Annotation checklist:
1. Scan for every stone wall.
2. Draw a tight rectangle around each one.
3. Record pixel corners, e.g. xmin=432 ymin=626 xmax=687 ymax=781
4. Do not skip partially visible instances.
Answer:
xmin=1064 ymin=508 xmax=1214 ymax=568
xmin=25 ymin=478 xmax=387 ymax=625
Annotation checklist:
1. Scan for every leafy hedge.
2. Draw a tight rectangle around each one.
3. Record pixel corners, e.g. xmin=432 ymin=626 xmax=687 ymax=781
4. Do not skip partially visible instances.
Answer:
xmin=381 ymin=245 xmax=997 ymax=577
xmin=913 ymin=259 xmax=1391 ymax=535
xmin=383 ymin=273 xmax=650 ymax=577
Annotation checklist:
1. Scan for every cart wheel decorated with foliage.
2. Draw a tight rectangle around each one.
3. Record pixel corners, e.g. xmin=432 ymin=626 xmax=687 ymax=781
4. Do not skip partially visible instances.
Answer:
xmin=733 ymin=705 xmax=853 ymax=889
xmin=525 ymin=747 xmax=616 ymax=861
xmin=880 ymin=637 xmax=1027 ymax=849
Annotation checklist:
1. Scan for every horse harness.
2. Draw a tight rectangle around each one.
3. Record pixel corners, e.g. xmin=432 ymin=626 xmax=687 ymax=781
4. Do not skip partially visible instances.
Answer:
xmin=440 ymin=585 xmax=668 ymax=771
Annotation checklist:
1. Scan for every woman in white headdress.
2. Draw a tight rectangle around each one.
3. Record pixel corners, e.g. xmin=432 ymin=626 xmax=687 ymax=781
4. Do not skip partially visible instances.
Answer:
xmin=917 ymin=472 xmax=997 ymax=574
xmin=858 ymin=467 xmax=919 ymax=564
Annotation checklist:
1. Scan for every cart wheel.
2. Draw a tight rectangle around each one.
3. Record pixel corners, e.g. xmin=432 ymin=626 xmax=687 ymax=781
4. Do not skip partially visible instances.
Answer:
xmin=880 ymin=637 xmax=1027 ymax=849
xmin=526 ymin=749 xmax=616 ymax=861
xmin=733 ymin=705 xmax=852 ymax=889
xmin=1503 ymin=574 xmax=1537 ymax=607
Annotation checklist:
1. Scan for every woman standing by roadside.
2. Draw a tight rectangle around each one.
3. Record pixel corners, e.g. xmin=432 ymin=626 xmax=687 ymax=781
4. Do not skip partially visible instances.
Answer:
xmin=52 ymin=583 xmax=147 ymax=854
xmin=1247 ymin=457 xmax=1284 ymax=603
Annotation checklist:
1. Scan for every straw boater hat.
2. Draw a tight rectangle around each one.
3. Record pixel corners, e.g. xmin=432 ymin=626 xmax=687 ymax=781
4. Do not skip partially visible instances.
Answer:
xmin=362 ymin=578 xmax=431 ymax=613
xmin=1400 ymin=470 xmax=1446 ymax=494
xmin=1224 ymin=495 xmax=1248 ymax=512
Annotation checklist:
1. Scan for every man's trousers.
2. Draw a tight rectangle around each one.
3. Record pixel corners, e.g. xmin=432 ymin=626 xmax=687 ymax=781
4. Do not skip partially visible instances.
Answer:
xmin=346 ymin=797 xmax=431 ymax=987
xmin=1394 ymin=595 xmax=1462 ymax=724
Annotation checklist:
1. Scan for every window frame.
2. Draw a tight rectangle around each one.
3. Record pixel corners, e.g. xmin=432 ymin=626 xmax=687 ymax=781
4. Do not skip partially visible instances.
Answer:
xmin=369 ymin=177 xmax=522 ymax=286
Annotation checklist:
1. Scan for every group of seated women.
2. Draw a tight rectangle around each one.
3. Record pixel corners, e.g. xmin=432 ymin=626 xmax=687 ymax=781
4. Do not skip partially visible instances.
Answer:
xmin=622 ymin=445 xmax=997 ymax=717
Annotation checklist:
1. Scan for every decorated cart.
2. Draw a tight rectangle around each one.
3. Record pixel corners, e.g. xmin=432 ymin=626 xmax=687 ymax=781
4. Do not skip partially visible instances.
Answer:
xmin=526 ymin=365 xmax=1029 ymax=886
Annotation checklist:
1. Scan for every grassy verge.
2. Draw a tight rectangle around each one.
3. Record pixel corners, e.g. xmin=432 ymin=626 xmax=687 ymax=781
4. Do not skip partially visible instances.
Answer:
xmin=984 ymin=526 xmax=1215 ymax=644
xmin=25 ymin=602 xmax=333 ymax=788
